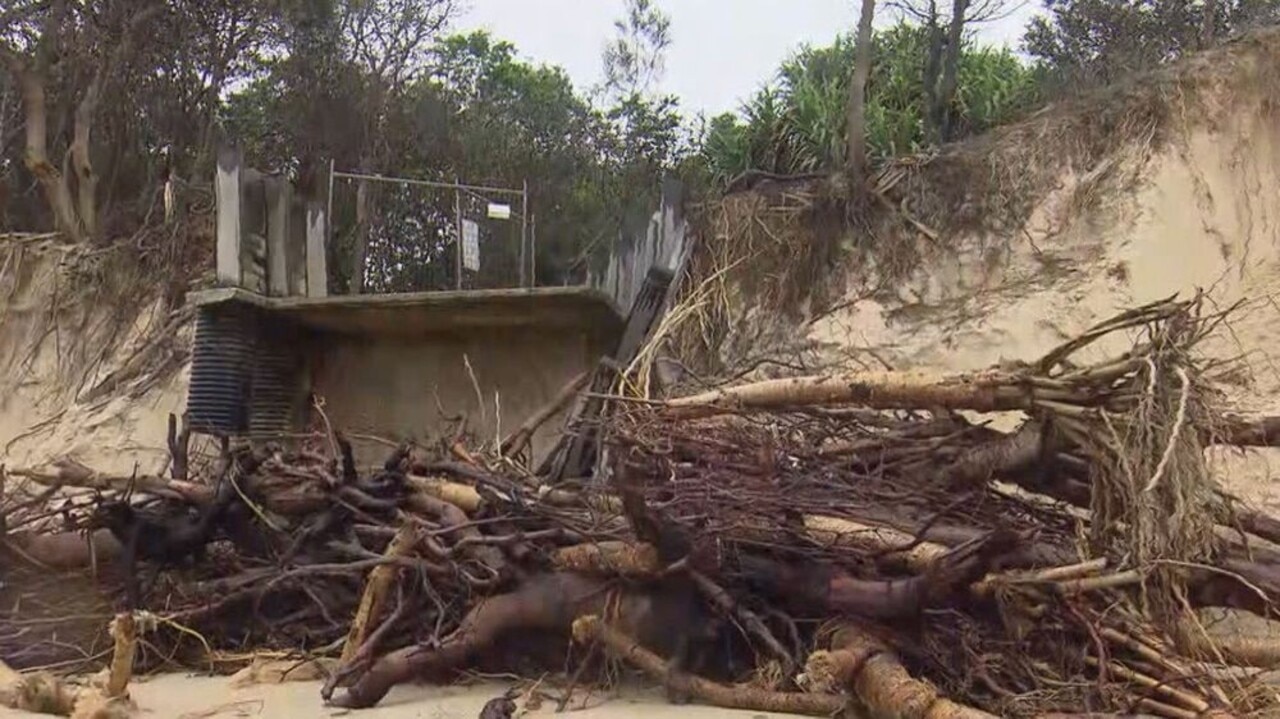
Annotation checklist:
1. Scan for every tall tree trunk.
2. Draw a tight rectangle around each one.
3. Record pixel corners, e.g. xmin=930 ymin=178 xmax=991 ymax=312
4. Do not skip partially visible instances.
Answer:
xmin=69 ymin=77 xmax=104 ymax=240
xmin=922 ymin=1 xmax=945 ymax=144
xmin=936 ymin=0 xmax=970 ymax=142
xmin=845 ymin=0 xmax=877 ymax=189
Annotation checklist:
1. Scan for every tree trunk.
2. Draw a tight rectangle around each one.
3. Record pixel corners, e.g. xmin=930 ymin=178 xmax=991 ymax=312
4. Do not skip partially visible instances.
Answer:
xmin=845 ymin=0 xmax=876 ymax=187
xmin=936 ymin=0 xmax=970 ymax=141
xmin=70 ymin=77 xmax=103 ymax=240
xmin=922 ymin=3 xmax=946 ymax=143
xmin=10 ymin=63 xmax=83 ymax=241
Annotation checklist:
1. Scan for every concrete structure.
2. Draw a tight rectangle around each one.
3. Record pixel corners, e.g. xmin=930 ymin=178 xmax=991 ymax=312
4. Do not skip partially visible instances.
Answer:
xmin=194 ymin=149 xmax=629 ymax=466
xmin=188 ymin=287 xmax=621 ymax=465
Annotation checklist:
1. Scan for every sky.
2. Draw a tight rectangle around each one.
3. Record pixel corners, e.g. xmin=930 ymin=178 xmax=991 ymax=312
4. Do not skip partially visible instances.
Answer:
xmin=457 ymin=0 xmax=1041 ymax=118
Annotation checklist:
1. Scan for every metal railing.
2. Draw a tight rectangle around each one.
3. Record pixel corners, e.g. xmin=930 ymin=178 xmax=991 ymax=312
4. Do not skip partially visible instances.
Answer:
xmin=327 ymin=165 xmax=535 ymax=293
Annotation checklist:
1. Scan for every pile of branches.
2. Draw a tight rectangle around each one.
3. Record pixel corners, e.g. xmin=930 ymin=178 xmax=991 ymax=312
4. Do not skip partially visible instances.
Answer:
xmin=6 ymin=295 xmax=1280 ymax=718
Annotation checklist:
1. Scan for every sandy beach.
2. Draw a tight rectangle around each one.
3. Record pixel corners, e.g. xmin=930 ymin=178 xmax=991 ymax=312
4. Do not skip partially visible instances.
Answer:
xmin=0 ymin=673 xmax=785 ymax=719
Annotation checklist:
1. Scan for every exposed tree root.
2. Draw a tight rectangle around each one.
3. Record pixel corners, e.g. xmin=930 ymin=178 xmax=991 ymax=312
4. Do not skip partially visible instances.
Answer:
xmin=571 ymin=614 xmax=846 ymax=716
xmin=327 ymin=572 xmax=712 ymax=709
xmin=741 ymin=529 xmax=1022 ymax=618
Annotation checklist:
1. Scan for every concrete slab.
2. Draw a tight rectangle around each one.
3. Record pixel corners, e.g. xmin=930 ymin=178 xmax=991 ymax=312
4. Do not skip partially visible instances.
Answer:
xmin=189 ymin=287 xmax=624 ymax=336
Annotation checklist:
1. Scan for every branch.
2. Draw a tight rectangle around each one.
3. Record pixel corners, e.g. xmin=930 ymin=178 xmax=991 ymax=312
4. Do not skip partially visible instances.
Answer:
xmin=7 ymin=459 xmax=214 ymax=503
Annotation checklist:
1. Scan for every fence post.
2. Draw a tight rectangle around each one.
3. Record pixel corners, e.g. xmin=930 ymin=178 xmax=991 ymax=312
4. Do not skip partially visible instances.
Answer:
xmin=454 ymin=185 xmax=463 ymax=290
xmin=520 ymin=179 xmax=528 ymax=288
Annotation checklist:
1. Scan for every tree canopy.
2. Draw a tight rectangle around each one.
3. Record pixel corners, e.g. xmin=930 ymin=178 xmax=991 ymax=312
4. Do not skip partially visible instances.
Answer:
xmin=2 ymin=0 xmax=1278 ymax=284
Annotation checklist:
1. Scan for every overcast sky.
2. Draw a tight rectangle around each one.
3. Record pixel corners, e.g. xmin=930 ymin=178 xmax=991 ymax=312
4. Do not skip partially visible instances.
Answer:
xmin=458 ymin=0 xmax=1041 ymax=118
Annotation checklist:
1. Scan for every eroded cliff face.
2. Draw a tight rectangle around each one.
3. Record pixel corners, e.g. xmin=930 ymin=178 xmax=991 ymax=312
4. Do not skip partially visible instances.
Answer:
xmin=0 ymin=238 xmax=192 ymax=475
xmin=685 ymin=31 xmax=1280 ymax=509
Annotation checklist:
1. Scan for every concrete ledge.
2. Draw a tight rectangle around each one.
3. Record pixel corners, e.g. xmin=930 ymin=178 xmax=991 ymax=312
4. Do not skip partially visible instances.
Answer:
xmin=189 ymin=287 xmax=625 ymax=336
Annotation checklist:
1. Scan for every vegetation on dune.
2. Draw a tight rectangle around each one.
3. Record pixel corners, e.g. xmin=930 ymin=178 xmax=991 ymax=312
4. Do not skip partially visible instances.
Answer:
xmin=700 ymin=23 xmax=1040 ymax=185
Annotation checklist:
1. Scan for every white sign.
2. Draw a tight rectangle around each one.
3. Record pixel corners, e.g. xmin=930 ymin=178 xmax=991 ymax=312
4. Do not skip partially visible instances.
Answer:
xmin=461 ymin=219 xmax=480 ymax=272
xmin=487 ymin=203 xmax=511 ymax=220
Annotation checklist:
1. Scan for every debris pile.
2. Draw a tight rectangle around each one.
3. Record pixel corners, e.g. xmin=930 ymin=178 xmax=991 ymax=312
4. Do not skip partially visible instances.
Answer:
xmin=6 ymin=296 xmax=1280 ymax=717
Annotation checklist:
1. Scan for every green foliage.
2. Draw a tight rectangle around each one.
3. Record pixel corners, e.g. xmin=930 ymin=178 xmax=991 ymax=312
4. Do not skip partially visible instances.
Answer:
xmin=602 ymin=0 xmax=672 ymax=99
xmin=701 ymin=22 xmax=1039 ymax=185
xmin=1024 ymin=0 xmax=1280 ymax=88
xmin=220 ymin=25 xmax=685 ymax=289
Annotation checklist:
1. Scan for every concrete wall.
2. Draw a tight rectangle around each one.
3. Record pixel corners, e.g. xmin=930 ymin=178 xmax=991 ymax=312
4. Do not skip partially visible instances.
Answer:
xmin=309 ymin=325 xmax=608 ymax=465
xmin=588 ymin=179 xmax=688 ymax=312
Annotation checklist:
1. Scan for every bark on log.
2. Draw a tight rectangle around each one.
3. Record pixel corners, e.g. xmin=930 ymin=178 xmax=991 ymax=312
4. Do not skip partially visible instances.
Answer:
xmin=550 ymin=541 xmax=662 ymax=577
xmin=945 ymin=419 xmax=1047 ymax=488
xmin=571 ymin=615 xmax=846 ymax=716
xmin=1231 ymin=507 xmax=1280 ymax=548
xmin=406 ymin=474 xmax=482 ymax=514
xmin=1176 ymin=622 xmax=1280 ymax=668
xmin=665 ymin=369 xmax=1029 ymax=418
xmin=803 ymin=623 xmax=997 ymax=719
